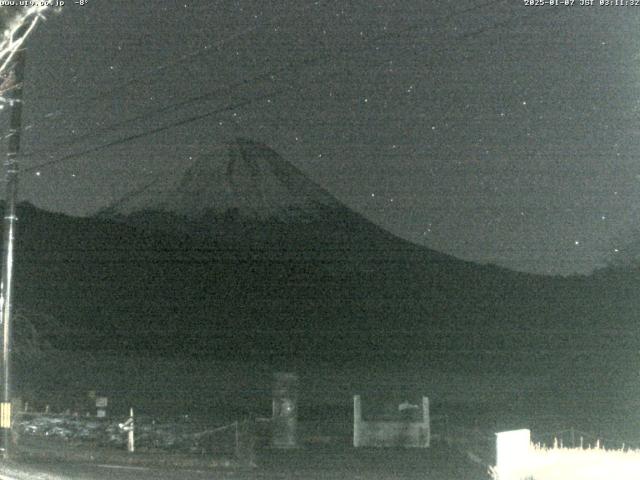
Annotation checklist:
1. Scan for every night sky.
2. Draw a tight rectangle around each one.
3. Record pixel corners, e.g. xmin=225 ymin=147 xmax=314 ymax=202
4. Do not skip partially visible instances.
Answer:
xmin=2 ymin=0 xmax=640 ymax=276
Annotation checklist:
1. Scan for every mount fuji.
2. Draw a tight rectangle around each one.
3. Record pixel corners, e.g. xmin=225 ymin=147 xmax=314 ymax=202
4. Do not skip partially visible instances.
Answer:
xmin=104 ymin=138 xmax=342 ymax=224
xmin=1 ymin=139 xmax=634 ymax=401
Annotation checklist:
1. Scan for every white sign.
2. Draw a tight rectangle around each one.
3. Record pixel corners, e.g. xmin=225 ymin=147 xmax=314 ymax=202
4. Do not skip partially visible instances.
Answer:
xmin=496 ymin=429 xmax=531 ymax=475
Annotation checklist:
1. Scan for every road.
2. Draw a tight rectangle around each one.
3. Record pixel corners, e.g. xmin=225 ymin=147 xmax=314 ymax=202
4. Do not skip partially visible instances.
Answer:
xmin=0 ymin=446 xmax=489 ymax=480
xmin=0 ymin=460 xmax=245 ymax=480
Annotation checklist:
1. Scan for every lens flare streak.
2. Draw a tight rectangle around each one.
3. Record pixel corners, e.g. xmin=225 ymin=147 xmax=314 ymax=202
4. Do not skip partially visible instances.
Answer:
xmin=0 ymin=5 xmax=50 ymax=100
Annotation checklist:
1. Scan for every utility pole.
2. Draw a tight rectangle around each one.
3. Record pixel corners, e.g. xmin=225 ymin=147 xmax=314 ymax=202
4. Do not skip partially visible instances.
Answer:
xmin=0 ymin=48 xmax=25 ymax=459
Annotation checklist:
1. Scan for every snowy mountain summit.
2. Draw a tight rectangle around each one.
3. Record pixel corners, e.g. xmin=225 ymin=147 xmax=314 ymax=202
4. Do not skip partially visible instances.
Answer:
xmin=110 ymin=139 xmax=340 ymax=222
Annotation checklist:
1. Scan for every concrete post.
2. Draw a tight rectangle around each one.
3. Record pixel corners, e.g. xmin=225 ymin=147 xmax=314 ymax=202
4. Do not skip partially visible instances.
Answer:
xmin=353 ymin=395 xmax=361 ymax=447
xmin=127 ymin=408 xmax=134 ymax=453
xmin=422 ymin=396 xmax=430 ymax=447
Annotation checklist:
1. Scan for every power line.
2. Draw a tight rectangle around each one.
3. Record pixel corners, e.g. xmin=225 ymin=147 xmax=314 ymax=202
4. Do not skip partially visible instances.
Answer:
xmin=23 ymin=1 xmax=328 ymax=120
xmin=20 ymin=55 xmax=322 ymax=160
xmin=98 ymin=177 xmax=165 ymax=216
xmin=23 ymin=89 xmax=284 ymax=174
xmin=22 ymin=0 xmax=508 ymax=145
xmin=22 ymin=0 xmax=515 ymax=164
xmin=22 ymin=1 xmax=552 ymax=180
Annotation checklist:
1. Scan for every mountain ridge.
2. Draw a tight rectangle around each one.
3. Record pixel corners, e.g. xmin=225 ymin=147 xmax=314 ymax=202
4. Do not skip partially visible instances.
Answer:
xmin=1 ymin=140 xmax=635 ymax=383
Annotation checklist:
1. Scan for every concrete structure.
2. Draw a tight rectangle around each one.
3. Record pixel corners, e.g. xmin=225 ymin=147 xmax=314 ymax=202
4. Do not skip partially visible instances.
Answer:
xmin=271 ymin=372 xmax=298 ymax=448
xmin=353 ymin=395 xmax=430 ymax=448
